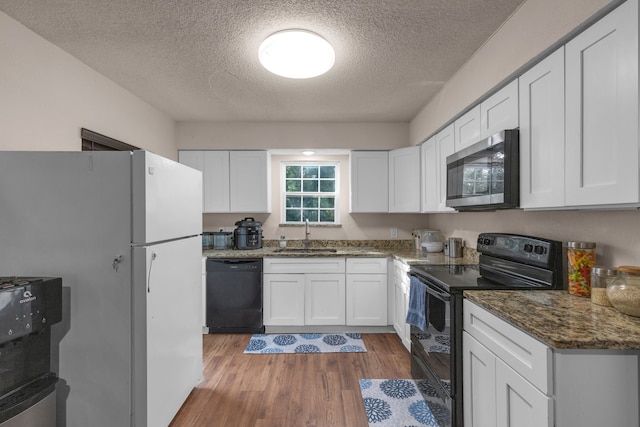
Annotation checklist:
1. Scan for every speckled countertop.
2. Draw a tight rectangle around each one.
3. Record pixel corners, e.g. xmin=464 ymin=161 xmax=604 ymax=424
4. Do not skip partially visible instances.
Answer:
xmin=202 ymin=239 xmax=479 ymax=265
xmin=464 ymin=290 xmax=640 ymax=350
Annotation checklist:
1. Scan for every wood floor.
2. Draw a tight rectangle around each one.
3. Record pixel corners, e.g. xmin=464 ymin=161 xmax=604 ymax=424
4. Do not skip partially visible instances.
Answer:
xmin=169 ymin=333 xmax=412 ymax=427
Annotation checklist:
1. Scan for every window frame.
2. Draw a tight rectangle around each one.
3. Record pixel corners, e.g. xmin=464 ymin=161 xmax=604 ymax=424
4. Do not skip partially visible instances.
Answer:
xmin=280 ymin=161 xmax=340 ymax=225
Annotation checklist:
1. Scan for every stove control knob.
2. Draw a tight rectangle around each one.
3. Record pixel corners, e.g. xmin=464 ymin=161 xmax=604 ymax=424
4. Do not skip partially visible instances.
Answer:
xmin=524 ymin=243 xmax=533 ymax=253
xmin=481 ymin=238 xmax=491 ymax=245
xmin=534 ymin=245 xmax=545 ymax=255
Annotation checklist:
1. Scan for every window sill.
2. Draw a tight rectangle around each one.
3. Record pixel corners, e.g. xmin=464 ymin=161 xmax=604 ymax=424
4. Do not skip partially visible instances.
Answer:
xmin=279 ymin=223 xmax=342 ymax=228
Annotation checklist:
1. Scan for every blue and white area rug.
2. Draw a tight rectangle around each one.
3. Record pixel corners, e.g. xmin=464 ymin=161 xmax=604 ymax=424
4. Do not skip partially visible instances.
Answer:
xmin=244 ymin=333 xmax=367 ymax=354
xmin=359 ymin=379 xmax=447 ymax=427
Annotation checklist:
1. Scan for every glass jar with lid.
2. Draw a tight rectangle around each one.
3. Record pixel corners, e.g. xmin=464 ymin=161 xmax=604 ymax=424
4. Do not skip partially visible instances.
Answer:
xmin=607 ymin=266 xmax=640 ymax=317
xmin=567 ymin=241 xmax=596 ymax=297
xmin=590 ymin=266 xmax=617 ymax=306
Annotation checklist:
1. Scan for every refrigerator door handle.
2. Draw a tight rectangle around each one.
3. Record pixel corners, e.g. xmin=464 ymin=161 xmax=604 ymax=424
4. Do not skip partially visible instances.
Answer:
xmin=112 ymin=255 xmax=123 ymax=272
xmin=147 ymin=252 xmax=157 ymax=293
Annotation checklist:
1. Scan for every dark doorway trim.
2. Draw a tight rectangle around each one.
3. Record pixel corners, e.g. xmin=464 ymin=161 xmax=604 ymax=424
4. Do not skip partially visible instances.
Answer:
xmin=81 ymin=128 xmax=139 ymax=151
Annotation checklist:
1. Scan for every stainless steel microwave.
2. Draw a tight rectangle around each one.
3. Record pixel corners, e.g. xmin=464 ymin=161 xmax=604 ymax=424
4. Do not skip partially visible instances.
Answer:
xmin=446 ymin=129 xmax=519 ymax=211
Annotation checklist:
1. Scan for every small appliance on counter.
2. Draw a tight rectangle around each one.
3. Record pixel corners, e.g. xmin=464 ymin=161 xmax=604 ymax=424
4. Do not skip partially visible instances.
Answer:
xmin=233 ymin=217 xmax=263 ymax=250
xmin=212 ymin=232 xmax=233 ymax=249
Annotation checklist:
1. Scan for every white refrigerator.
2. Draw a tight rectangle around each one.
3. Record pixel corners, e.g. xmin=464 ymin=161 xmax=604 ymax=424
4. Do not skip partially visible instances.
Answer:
xmin=0 ymin=151 xmax=204 ymax=427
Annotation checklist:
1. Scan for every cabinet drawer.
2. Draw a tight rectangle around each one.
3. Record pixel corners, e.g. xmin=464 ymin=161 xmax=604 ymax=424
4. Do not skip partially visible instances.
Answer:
xmin=264 ymin=257 xmax=346 ymax=274
xmin=347 ymin=257 xmax=387 ymax=274
xmin=463 ymin=300 xmax=552 ymax=394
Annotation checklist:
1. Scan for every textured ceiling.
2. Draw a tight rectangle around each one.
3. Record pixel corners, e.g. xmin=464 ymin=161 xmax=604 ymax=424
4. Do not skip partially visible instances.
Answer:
xmin=0 ymin=0 xmax=526 ymax=122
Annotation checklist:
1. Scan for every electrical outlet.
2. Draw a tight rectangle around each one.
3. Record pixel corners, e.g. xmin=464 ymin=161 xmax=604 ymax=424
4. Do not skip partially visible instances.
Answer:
xmin=391 ymin=228 xmax=398 ymax=238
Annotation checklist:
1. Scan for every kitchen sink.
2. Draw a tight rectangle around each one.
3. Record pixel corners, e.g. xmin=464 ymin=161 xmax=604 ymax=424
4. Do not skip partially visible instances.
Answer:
xmin=273 ymin=248 xmax=338 ymax=253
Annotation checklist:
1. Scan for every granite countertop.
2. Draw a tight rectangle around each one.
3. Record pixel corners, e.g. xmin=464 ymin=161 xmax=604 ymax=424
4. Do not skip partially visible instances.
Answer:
xmin=464 ymin=290 xmax=640 ymax=350
xmin=202 ymin=240 xmax=478 ymax=265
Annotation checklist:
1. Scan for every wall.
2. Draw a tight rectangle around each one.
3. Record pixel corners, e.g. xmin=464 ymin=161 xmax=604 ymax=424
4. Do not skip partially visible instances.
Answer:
xmin=409 ymin=0 xmax=619 ymax=145
xmin=410 ymin=0 xmax=639 ymax=267
xmin=0 ymin=12 xmax=177 ymax=159
xmin=177 ymin=121 xmax=409 ymax=151
xmin=202 ymin=154 xmax=427 ymax=241
xmin=179 ymin=121 xmax=418 ymax=240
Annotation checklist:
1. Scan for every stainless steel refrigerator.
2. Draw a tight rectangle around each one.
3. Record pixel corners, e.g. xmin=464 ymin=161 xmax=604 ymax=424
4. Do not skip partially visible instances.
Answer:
xmin=0 ymin=151 xmax=203 ymax=427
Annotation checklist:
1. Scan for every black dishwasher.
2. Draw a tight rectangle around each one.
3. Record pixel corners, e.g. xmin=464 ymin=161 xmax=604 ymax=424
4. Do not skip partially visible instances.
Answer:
xmin=206 ymin=258 xmax=264 ymax=333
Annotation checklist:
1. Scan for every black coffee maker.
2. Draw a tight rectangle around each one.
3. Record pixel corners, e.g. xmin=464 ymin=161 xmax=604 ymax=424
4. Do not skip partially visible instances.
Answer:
xmin=233 ymin=217 xmax=263 ymax=250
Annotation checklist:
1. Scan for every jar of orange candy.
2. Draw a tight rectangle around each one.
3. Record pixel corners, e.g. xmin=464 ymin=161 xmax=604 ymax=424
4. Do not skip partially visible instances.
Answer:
xmin=567 ymin=241 xmax=596 ymax=297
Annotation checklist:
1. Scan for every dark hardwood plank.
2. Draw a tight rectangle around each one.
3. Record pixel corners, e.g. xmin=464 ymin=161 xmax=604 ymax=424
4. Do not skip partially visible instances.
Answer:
xmin=169 ymin=333 xmax=411 ymax=427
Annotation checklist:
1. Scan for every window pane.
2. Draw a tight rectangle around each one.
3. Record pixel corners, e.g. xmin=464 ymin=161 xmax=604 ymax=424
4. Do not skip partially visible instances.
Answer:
xmin=319 ymin=180 xmax=335 ymax=192
xmin=286 ymin=166 xmax=301 ymax=178
xmin=320 ymin=197 xmax=334 ymax=208
xmin=303 ymin=210 xmax=318 ymax=222
xmin=302 ymin=196 xmax=318 ymax=208
xmin=286 ymin=209 xmax=301 ymax=222
xmin=320 ymin=210 xmax=334 ymax=222
xmin=286 ymin=180 xmax=301 ymax=192
xmin=303 ymin=180 xmax=318 ymax=192
xmin=303 ymin=166 xmax=318 ymax=178
xmin=320 ymin=166 xmax=335 ymax=178
xmin=286 ymin=196 xmax=301 ymax=208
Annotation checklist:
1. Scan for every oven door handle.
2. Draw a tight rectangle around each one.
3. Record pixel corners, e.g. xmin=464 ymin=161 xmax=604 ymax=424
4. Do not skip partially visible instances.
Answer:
xmin=425 ymin=285 xmax=450 ymax=302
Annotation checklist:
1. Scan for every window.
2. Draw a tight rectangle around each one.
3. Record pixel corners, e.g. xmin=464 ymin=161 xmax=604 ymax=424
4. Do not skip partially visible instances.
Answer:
xmin=81 ymin=128 xmax=139 ymax=151
xmin=282 ymin=163 xmax=338 ymax=224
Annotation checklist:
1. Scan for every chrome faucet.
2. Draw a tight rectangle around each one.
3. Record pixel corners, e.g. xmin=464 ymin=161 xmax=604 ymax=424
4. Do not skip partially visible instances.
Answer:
xmin=303 ymin=218 xmax=311 ymax=248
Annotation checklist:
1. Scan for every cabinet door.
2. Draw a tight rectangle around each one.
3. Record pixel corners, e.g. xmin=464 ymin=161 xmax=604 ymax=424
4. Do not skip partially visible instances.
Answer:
xmin=519 ymin=47 xmax=566 ymax=209
xmin=421 ymin=136 xmax=439 ymax=212
xmin=305 ymin=274 xmax=346 ymax=325
xmin=229 ymin=151 xmax=271 ymax=212
xmin=388 ymin=146 xmax=421 ymax=212
xmin=393 ymin=279 xmax=405 ymax=337
xmin=565 ymin=0 xmax=639 ymax=206
xmin=463 ymin=332 xmax=497 ymax=427
xmin=480 ymin=79 xmax=519 ymax=138
xmin=454 ymin=105 xmax=481 ymax=152
xmin=436 ymin=124 xmax=456 ymax=212
xmin=350 ymin=151 xmax=389 ymax=212
xmin=495 ymin=358 xmax=553 ymax=427
xmin=263 ymin=273 xmax=305 ymax=325
xmin=203 ymin=151 xmax=230 ymax=212
xmin=346 ymin=274 xmax=387 ymax=326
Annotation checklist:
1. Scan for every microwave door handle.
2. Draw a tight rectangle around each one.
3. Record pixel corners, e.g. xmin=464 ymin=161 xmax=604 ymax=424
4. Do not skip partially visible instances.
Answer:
xmin=425 ymin=285 xmax=450 ymax=302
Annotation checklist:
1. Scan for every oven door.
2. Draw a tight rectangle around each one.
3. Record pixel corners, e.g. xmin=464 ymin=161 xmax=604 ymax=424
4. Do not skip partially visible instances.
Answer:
xmin=410 ymin=279 xmax=453 ymax=427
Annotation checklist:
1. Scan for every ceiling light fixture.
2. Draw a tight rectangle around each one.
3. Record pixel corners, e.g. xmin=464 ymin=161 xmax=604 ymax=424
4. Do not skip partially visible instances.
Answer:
xmin=302 ymin=150 xmax=315 ymax=156
xmin=258 ymin=30 xmax=335 ymax=79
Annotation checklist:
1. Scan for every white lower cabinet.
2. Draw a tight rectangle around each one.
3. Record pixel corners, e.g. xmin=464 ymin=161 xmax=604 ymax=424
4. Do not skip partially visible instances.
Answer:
xmin=392 ymin=259 xmax=411 ymax=351
xmin=305 ymin=273 xmax=345 ymax=325
xmin=346 ymin=258 xmax=388 ymax=326
xmin=263 ymin=257 xmax=388 ymax=327
xmin=464 ymin=299 xmax=639 ymax=427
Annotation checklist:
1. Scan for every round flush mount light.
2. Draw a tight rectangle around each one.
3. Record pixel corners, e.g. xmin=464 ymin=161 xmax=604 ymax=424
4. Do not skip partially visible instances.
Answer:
xmin=258 ymin=30 xmax=335 ymax=79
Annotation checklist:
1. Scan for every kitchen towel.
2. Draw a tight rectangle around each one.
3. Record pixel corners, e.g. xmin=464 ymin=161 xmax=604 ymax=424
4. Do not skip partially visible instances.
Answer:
xmin=406 ymin=275 xmax=428 ymax=331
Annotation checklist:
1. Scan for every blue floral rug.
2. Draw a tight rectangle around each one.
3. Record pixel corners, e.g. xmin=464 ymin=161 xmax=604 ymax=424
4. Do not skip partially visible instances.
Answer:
xmin=359 ymin=379 xmax=442 ymax=427
xmin=244 ymin=333 xmax=367 ymax=354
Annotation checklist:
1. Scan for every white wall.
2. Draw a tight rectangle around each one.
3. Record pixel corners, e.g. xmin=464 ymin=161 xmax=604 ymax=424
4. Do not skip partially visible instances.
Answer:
xmin=409 ymin=0 xmax=619 ymax=145
xmin=177 ymin=121 xmax=409 ymax=151
xmin=0 ymin=11 xmax=177 ymax=159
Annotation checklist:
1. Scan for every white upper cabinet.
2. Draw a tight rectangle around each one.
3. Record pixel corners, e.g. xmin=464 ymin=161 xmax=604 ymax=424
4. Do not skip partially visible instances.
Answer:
xmin=454 ymin=106 xmax=481 ymax=152
xmin=565 ymin=0 xmax=639 ymax=207
xmin=480 ymin=79 xmax=519 ymax=138
xmin=436 ymin=124 xmax=456 ymax=212
xmin=388 ymin=146 xmax=421 ymax=212
xmin=229 ymin=150 xmax=271 ymax=213
xmin=519 ymin=47 xmax=566 ymax=209
xmin=420 ymin=136 xmax=439 ymax=212
xmin=179 ymin=150 xmax=270 ymax=213
xmin=350 ymin=151 xmax=389 ymax=213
